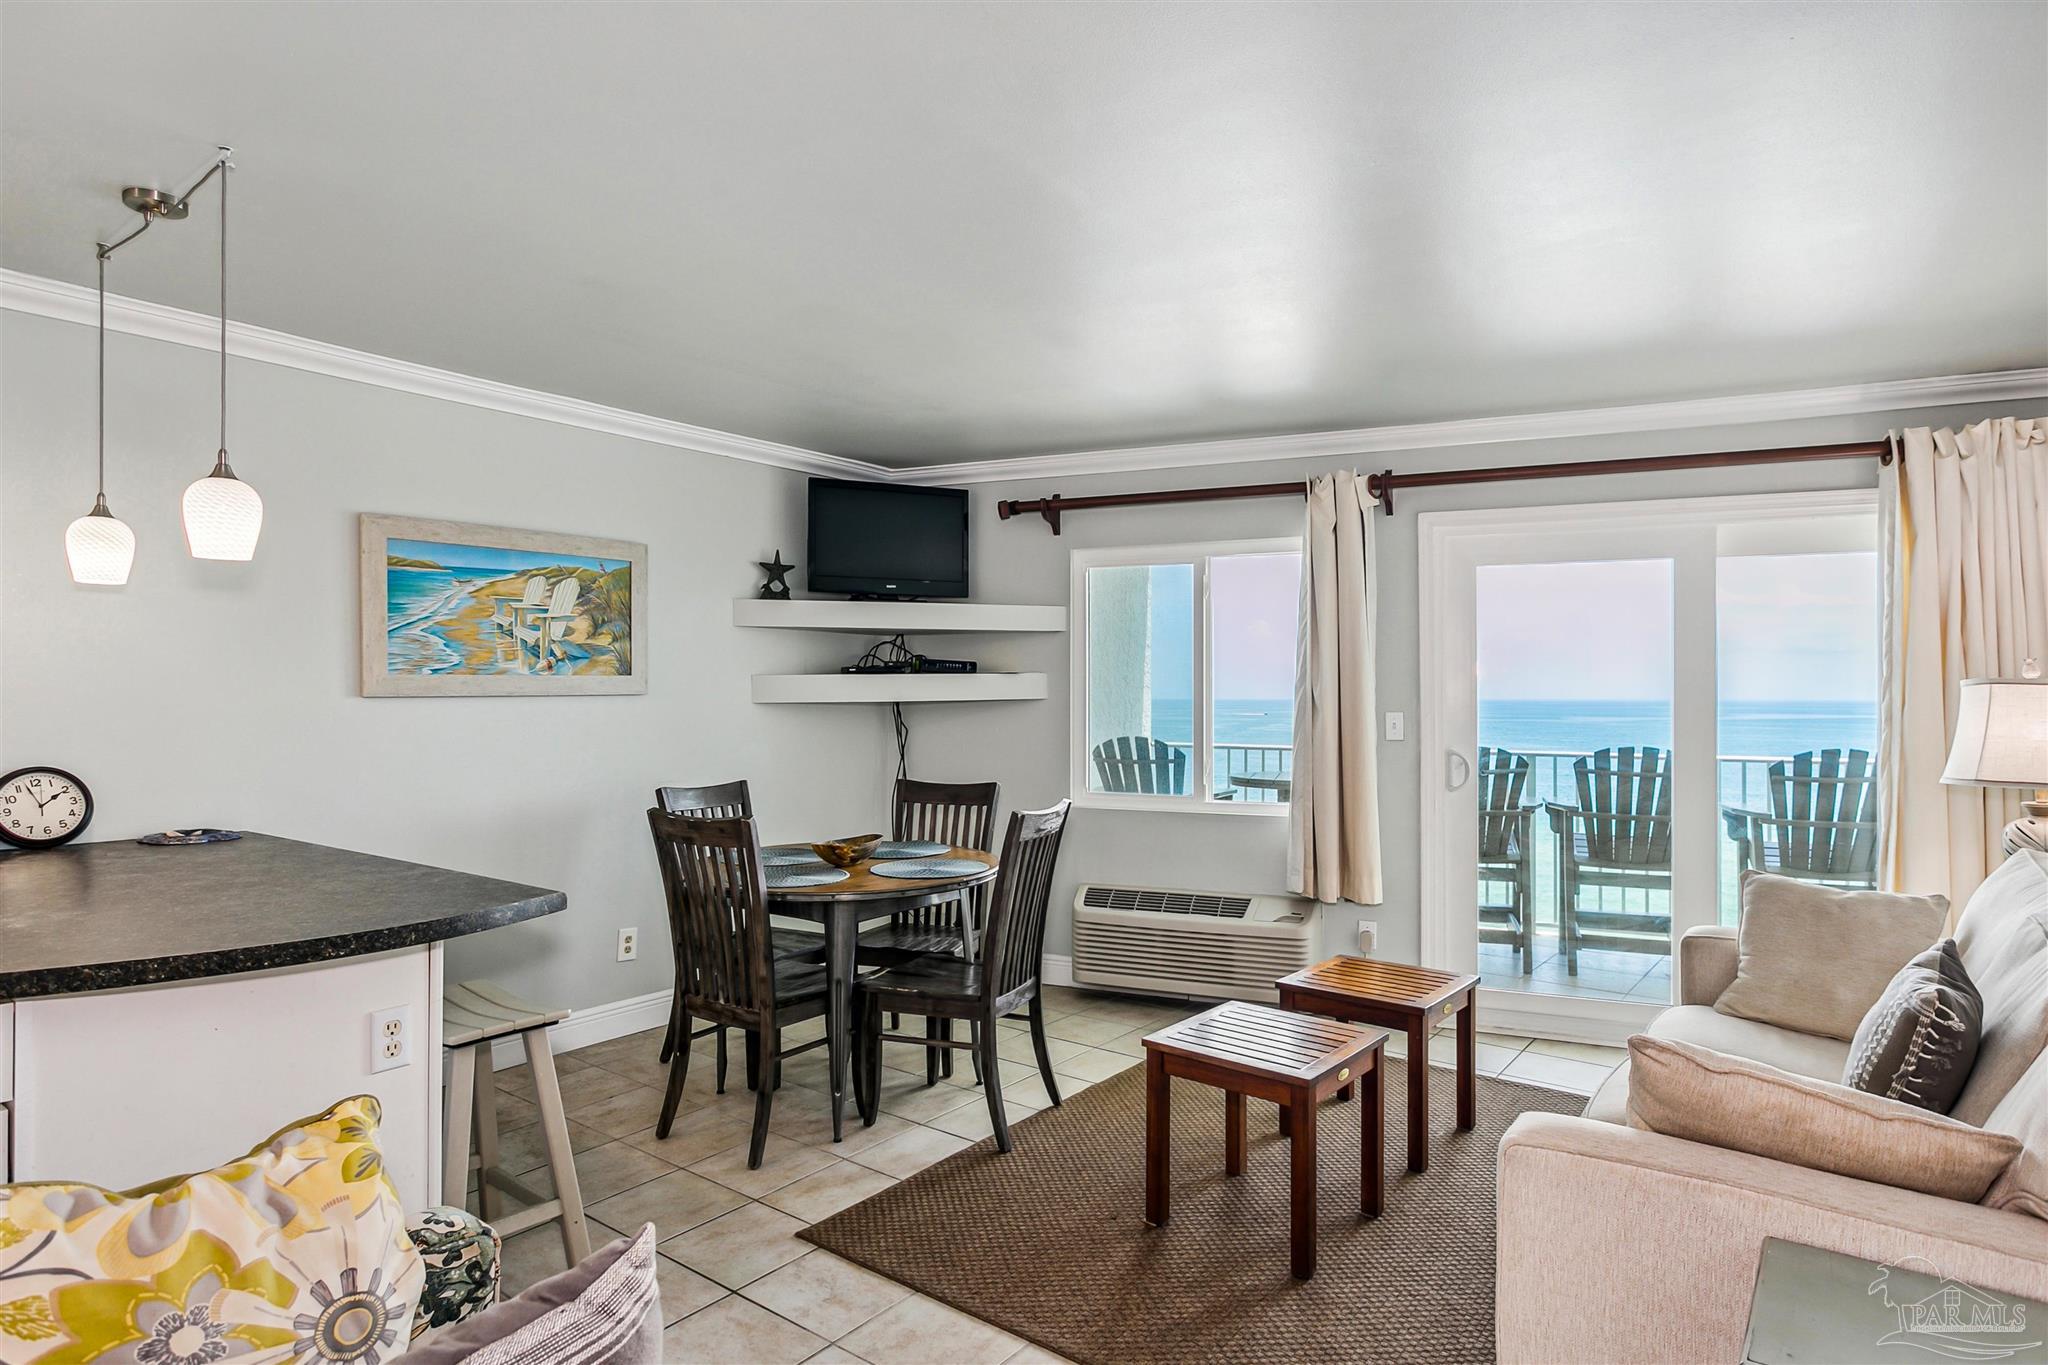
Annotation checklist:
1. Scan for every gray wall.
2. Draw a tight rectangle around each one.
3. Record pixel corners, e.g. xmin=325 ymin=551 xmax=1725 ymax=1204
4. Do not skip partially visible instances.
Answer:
xmin=0 ymin=308 xmax=890 ymax=1011
xmin=909 ymin=402 xmax=2041 ymax=969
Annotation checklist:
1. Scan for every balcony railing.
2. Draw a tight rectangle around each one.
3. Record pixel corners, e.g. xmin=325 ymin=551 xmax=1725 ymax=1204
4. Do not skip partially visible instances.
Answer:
xmin=1151 ymin=740 xmax=1294 ymax=801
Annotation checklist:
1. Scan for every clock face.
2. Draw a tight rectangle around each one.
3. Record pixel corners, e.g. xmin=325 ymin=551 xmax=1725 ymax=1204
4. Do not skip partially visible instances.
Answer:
xmin=0 ymin=767 xmax=93 ymax=849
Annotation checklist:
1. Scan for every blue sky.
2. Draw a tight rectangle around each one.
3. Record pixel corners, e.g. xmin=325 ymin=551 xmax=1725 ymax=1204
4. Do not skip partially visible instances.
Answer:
xmin=1478 ymin=552 xmax=1879 ymax=702
xmin=389 ymin=538 xmax=620 ymax=575
xmin=1145 ymin=554 xmax=1302 ymax=702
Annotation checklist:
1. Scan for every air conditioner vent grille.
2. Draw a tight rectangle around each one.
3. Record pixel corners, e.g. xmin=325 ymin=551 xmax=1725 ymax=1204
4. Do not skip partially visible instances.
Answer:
xmin=1082 ymin=885 xmax=1252 ymax=918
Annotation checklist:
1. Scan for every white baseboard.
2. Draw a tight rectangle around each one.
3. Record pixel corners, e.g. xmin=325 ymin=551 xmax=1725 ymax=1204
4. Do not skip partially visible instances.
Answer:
xmin=488 ymin=988 xmax=672 ymax=1071
xmin=1042 ymin=953 xmax=1075 ymax=989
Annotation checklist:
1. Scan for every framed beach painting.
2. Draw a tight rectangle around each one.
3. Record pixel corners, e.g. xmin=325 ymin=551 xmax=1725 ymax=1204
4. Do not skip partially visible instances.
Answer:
xmin=359 ymin=515 xmax=647 ymax=696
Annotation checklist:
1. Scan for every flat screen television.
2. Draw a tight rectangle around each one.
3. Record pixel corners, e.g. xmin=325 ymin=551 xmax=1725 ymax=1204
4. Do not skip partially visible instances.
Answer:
xmin=807 ymin=478 xmax=970 ymax=599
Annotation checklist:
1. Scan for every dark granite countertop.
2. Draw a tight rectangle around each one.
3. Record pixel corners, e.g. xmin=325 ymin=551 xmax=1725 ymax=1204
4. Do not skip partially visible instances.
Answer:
xmin=0 ymin=832 xmax=566 ymax=999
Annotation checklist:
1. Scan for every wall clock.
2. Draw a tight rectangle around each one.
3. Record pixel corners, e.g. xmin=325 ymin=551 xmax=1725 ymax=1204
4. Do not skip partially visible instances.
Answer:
xmin=0 ymin=766 xmax=93 ymax=850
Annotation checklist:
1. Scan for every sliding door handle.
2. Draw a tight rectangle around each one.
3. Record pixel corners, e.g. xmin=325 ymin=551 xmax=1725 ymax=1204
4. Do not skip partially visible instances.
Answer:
xmin=1446 ymin=750 xmax=1472 ymax=791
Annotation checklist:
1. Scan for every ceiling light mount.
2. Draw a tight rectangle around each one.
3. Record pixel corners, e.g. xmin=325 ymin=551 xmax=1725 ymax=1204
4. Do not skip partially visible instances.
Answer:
xmin=120 ymin=186 xmax=189 ymax=220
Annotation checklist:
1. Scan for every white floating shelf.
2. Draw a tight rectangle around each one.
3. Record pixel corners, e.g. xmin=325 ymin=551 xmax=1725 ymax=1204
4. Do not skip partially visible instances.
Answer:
xmin=751 ymin=672 xmax=1049 ymax=704
xmin=733 ymin=599 xmax=1065 ymax=635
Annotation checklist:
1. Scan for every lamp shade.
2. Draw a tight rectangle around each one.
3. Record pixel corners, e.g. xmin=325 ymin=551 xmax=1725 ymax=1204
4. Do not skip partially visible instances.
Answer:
xmin=182 ymin=467 xmax=263 ymax=560
xmin=1941 ymin=678 xmax=2048 ymax=788
xmin=64 ymin=505 xmax=136 ymax=585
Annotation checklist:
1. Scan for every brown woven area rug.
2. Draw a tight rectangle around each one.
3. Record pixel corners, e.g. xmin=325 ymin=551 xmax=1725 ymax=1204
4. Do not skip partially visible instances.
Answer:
xmin=802 ymin=1064 xmax=1585 ymax=1365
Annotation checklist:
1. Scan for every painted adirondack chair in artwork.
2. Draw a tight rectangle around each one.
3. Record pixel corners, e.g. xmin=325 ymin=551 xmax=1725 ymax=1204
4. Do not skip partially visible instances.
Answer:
xmin=1477 ymin=747 xmax=1538 ymax=973
xmin=1545 ymin=746 xmax=1673 ymax=975
xmin=491 ymin=575 xmax=549 ymax=633
xmin=513 ymin=577 xmax=582 ymax=673
xmin=1720 ymin=748 xmax=1879 ymax=889
xmin=1092 ymin=736 xmax=1187 ymax=795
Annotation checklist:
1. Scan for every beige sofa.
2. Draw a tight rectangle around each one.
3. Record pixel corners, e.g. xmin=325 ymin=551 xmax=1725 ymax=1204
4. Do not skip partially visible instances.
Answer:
xmin=1497 ymin=852 xmax=2048 ymax=1364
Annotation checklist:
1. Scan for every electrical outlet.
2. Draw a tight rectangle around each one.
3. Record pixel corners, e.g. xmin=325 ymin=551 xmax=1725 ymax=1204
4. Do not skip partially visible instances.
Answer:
xmin=1357 ymin=921 xmax=1379 ymax=957
xmin=369 ymin=1005 xmax=411 ymax=1073
xmin=618 ymin=927 xmax=639 ymax=962
xmin=1383 ymin=712 xmax=1406 ymax=742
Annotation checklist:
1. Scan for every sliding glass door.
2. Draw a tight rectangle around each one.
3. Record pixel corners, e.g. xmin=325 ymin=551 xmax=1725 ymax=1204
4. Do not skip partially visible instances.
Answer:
xmin=1420 ymin=491 xmax=1879 ymax=1037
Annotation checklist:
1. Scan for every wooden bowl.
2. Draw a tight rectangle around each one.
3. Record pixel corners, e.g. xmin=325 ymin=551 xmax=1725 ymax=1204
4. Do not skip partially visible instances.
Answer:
xmin=810 ymin=834 xmax=883 ymax=868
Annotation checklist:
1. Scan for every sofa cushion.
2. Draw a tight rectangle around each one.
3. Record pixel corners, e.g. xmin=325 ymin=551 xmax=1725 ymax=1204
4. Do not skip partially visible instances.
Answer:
xmin=0 ymin=1094 xmax=424 ymax=1365
xmin=1715 ymin=871 xmax=1948 ymax=1041
xmin=406 ymin=1223 xmax=662 ymax=1364
xmin=1981 ymin=1046 xmax=2048 ymax=1220
xmin=1950 ymin=850 xmax=2048 ymax=1125
xmin=1648 ymin=1003 xmax=1851 ymax=1081
xmin=1624 ymin=1036 xmax=2021 ymax=1202
xmin=1842 ymin=938 xmax=1983 ymax=1112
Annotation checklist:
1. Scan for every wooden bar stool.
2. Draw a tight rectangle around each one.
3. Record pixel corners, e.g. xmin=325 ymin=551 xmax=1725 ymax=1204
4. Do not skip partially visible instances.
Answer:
xmin=442 ymin=980 xmax=591 ymax=1264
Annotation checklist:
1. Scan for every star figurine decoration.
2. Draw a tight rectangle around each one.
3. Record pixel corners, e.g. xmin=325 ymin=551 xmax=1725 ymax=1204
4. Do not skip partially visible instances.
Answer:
xmin=757 ymin=551 xmax=795 ymax=600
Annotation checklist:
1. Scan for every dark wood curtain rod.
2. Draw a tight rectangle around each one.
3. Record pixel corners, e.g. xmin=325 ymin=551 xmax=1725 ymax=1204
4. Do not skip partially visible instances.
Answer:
xmin=994 ymin=438 xmax=1893 ymax=532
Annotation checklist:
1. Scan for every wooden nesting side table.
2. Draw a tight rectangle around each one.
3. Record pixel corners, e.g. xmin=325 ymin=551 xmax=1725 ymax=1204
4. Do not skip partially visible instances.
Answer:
xmin=1142 ymin=1001 xmax=1386 ymax=1281
xmin=1275 ymin=956 xmax=1481 ymax=1174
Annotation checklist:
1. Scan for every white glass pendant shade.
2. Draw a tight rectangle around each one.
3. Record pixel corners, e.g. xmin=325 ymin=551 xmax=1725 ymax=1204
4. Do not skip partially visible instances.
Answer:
xmin=182 ymin=460 xmax=263 ymax=560
xmin=65 ymin=500 xmax=136 ymax=585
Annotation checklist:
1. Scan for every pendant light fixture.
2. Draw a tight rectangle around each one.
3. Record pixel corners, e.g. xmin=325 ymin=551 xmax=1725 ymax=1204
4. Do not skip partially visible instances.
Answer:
xmin=181 ymin=151 xmax=263 ymax=560
xmin=63 ymin=251 xmax=136 ymax=585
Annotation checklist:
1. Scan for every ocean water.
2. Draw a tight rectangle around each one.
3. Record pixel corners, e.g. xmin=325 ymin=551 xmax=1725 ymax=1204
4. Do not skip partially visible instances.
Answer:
xmin=386 ymin=567 xmax=496 ymax=673
xmin=1145 ymin=696 xmax=1877 ymax=789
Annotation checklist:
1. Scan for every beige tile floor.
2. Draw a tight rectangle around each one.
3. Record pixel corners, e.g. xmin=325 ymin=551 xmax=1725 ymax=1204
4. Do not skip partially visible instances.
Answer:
xmin=476 ymin=985 xmax=1625 ymax=1364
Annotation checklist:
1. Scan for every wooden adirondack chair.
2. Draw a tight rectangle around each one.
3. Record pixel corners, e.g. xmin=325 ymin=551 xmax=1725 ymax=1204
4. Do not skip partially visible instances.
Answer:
xmin=491 ymin=575 xmax=549 ymax=633
xmin=1720 ymin=748 xmax=1879 ymax=889
xmin=513 ymin=577 xmax=581 ymax=672
xmin=1477 ymin=747 xmax=1538 ymax=974
xmin=1545 ymin=746 xmax=1673 ymax=975
xmin=1092 ymin=736 xmax=1188 ymax=795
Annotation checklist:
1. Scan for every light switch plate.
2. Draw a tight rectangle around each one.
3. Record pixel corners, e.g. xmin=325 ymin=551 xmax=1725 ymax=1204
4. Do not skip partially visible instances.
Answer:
xmin=1383 ymin=712 xmax=1406 ymax=741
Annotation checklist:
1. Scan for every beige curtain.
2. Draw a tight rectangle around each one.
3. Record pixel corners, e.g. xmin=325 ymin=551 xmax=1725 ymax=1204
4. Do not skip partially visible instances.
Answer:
xmin=1289 ymin=471 xmax=1383 ymax=904
xmin=1879 ymin=417 xmax=2048 ymax=907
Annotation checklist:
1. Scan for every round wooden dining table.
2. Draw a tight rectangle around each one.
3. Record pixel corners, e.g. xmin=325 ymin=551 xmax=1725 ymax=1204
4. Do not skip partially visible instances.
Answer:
xmin=765 ymin=845 xmax=998 ymax=1142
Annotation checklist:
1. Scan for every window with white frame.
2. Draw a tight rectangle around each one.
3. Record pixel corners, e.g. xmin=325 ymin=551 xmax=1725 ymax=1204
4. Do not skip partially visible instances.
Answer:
xmin=1071 ymin=540 xmax=1303 ymax=810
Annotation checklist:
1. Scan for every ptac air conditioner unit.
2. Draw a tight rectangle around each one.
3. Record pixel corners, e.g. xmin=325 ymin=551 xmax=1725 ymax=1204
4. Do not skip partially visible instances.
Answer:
xmin=1071 ymin=884 xmax=1320 ymax=1002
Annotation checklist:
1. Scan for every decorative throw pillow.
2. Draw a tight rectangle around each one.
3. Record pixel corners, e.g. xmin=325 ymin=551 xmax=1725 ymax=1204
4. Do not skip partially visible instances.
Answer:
xmin=0 ymin=1094 xmax=423 ymax=1365
xmin=409 ymin=1204 xmax=502 ymax=1339
xmin=1714 ymin=871 xmax=1949 ymax=1041
xmin=1842 ymin=938 xmax=1983 ymax=1112
xmin=405 ymin=1223 xmax=663 ymax=1365
xmin=1624 ymin=1035 xmax=2020 ymax=1202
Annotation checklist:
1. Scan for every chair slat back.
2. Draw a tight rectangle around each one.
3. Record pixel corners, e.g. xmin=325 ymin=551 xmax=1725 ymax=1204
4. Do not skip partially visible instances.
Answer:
xmin=656 ymin=781 xmax=754 ymax=821
xmin=1477 ymin=747 xmax=1532 ymax=859
xmin=1766 ymin=748 xmax=1878 ymax=877
xmin=1572 ymin=746 xmax=1673 ymax=867
xmin=544 ymin=577 xmax=580 ymax=614
xmin=980 ymin=801 xmax=1072 ymax=1001
xmin=646 ymin=810 xmax=772 ymax=1022
xmin=1091 ymin=736 xmax=1186 ymax=795
xmin=892 ymin=778 xmax=1000 ymax=851
xmin=517 ymin=575 xmax=549 ymax=606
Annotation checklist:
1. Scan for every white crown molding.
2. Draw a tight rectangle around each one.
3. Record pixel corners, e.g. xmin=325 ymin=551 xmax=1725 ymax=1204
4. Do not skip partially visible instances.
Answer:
xmin=7 ymin=268 xmax=2041 ymax=489
xmin=0 ymin=268 xmax=881 ymax=481
xmin=905 ymin=368 xmax=2048 ymax=486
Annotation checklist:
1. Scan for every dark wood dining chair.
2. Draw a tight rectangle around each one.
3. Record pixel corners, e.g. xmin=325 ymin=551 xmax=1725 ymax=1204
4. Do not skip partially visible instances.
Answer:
xmin=857 ymin=778 xmax=999 ymax=1076
xmin=646 ymin=809 xmax=830 ymax=1167
xmin=853 ymin=800 xmax=1071 ymax=1152
xmin=654 ymin=781 xmax=827 ymax=1087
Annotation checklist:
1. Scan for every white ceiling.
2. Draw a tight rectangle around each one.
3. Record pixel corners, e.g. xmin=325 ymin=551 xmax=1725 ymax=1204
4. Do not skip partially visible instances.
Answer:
xmin=3 ymin=3 xmax=2043 ymax=468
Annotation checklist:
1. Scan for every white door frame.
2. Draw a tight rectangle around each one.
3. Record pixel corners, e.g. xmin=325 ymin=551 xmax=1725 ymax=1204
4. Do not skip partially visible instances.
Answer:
xmin=1417 ymin=488 xmax=1879 ymax=1044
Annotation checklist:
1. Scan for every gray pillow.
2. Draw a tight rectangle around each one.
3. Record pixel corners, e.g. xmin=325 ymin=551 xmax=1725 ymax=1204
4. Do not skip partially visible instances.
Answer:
xmin=1842 ymin=939 xmax=1982 ymax=1113
xmin=408 ymin=1223 xmax=662 ymax=1365
xmin=1715 ymin=871 xmax=1949 ymax=1041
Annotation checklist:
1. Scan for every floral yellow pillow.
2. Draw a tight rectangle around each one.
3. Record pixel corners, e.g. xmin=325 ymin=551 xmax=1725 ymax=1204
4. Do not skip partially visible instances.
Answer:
xmin=0 ymin=1094 xmax=424 ymax=1364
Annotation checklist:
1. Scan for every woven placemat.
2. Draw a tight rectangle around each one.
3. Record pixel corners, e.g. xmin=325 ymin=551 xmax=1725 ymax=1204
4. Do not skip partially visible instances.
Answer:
xmin=867 ymin=857 xmax=987 ymax=879
xmin=803 ymin=1062 xmax=1585 ymax=1365
xmin=871 ymin=839 xmax=950 ymax=859
xmin=762 ymin=845 xmax=829 ymax=868
xmin=763 ymin=865 xmax=850 ymax=888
